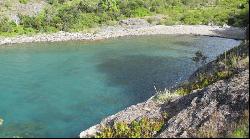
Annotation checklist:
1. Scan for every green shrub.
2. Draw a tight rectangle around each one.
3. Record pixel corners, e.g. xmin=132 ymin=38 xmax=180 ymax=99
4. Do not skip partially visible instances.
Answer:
xmin=47 ymin=0 xmax=57 ymax=5
xmin=70 ymin=13 xmax=100 ymax=32
xmin=96 ymin=117 xmax=164 ymax=138
xmin=184 ymin=73 xmax=218 ymax=91
xmin=131 ymin=7 xmax=151 ymax=17
xmin=228 ymin=54 xmax=240 ymax=69
xmin=175 ymin=88 xmax=191 ymax=96
xmin=0 ymin=18 xmax=17 ymax=33
xmin=19 ymin=0 xmax=29 ymax=4
xmin=0 ymin=0 xmax=249 ymax=36
xmin=215 ymin=71 xmax=232 ymax=80
xmin=231 ymin=127 xmax=249 ymax=138
xmin=230 ymin=110 xmax=249 ymax=138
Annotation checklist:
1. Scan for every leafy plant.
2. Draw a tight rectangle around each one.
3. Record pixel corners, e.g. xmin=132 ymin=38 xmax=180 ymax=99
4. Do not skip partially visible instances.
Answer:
xmin=231 ymin=127 xmax=249 ymax=138
xmin=131 ymin=7 xmax=151 ymax=17
xmin=96 ymin=117 xmax=164 ymax=138
xmin=229 ymin=110 xmax=249 ymax=138
xmin=1 ymin=0 xmax=249 ymax=36
xmin=175 ymin=88 xmax=191 ymax=96
xmin=19 ymin=0 xmax=29 ymax=4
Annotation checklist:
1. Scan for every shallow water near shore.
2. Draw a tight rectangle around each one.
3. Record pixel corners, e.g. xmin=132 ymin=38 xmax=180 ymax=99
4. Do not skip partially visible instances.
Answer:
xmin=0 ymin=35 xmax=241 ymax=137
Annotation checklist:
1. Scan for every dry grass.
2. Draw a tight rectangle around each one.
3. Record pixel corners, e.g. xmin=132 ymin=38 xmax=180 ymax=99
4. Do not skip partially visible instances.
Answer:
xmin=153 ymin=87 xmax=180 ymax=104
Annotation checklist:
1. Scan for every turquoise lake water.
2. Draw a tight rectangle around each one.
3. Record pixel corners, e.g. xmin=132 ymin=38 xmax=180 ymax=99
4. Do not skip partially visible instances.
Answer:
xmin=0 ymin=35 xmax=240 ymax=137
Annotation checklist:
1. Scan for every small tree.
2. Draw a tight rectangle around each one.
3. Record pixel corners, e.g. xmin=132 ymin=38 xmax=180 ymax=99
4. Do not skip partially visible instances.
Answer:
xmin=192 ymin=50 xmax=208 ymax=66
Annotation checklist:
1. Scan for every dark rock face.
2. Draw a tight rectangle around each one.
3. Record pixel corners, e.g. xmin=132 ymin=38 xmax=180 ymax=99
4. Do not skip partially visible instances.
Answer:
xmin=158 ymin=70 xmax=249 ymax=138
xmin=246 ymin=24 xmax=249 ymax=40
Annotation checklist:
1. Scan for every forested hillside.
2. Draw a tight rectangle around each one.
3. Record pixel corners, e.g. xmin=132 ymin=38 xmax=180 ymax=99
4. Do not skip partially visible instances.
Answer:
xmin=0 ymin=0 xmax=249 ymax=36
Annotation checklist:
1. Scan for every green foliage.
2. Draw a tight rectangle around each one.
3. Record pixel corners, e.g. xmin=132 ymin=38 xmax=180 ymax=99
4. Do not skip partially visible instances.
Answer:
xmin=70 ymin=13 xmax=100 ymax=32
xmin=160 ymin=0 xmax=249 ymax=26
xmin=215 ymin=71 xmax=231 ymax=80
xmin=19 ymin=0 xmax=29 ymax=4
xmin=0 ymin=18 xmax=16 ymax=33
xmin=96 ymin=117 xmax=164 ymax=138
xmin=231 ymin=127 xmax=249 ymax=138
xmin=191 ymin=74 xmax=214 ymax=90
xmin=229 ymin=110 xmax=249 ymax=138
xmin=0 ymin=0 xmax=249 ymax=36
xmin=191 ymin=69 xmax=232 ymax=91
xmin=131 ymin=7 xmax=151 ymax=17
xmin=175 ymin=88 xmax=190 ymax=96
xmin=98 ymin=0 xmax=119 ymax=13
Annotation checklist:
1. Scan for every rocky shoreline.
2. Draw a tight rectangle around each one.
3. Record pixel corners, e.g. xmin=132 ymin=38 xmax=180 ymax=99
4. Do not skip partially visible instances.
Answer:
xmin=80 ymin=68 xmax=249 ymax=138
xmin=79 ymin=42 xmax=249 ymax=138
xmin=0 ymin=24 xmax=246 ymax=46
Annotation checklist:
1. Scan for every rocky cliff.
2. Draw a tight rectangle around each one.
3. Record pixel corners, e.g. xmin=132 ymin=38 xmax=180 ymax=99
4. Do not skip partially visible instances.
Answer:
xmin=80 ymin=42 xmax=249 ymax=138
xmin=158 ymin=69 xmax=249 ymax=138
xmin=80 ymin=69 xmax=249 ymax=138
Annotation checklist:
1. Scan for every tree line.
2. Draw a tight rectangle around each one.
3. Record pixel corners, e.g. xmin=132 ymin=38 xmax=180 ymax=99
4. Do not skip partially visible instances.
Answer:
xmin=0 ymin=0 xmax=249 ymax=36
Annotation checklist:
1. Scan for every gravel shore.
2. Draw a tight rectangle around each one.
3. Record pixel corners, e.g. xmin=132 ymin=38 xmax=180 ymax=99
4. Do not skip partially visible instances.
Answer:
xmin=0 ymin=24 xmax=246 ymax=46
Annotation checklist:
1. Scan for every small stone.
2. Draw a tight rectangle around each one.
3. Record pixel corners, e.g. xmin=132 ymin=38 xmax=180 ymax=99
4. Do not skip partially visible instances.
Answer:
xmin=180 ymin=131 xmax=189 ymax=138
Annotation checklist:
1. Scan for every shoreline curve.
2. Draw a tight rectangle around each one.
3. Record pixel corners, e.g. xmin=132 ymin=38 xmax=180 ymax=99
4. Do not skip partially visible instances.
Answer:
xmin=0 ymin=25 xmax=246 ymax=46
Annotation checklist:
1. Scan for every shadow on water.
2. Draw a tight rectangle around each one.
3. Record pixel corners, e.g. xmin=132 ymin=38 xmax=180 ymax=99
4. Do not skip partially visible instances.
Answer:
xmin=97 ymin=54 xmax=196 ymax=103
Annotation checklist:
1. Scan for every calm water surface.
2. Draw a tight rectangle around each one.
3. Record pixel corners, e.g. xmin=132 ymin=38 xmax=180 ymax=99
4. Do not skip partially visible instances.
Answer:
xmin=0 ymin=35 xmax=240 ymax=137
